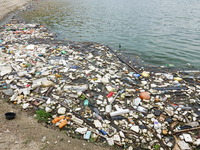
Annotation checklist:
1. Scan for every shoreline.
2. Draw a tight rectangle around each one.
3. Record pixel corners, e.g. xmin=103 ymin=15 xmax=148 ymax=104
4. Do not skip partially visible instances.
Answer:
xmin=0 ymin=0 xmax=32 ymax=21
xmin=0 ymin=1 xmax=200 ymax=150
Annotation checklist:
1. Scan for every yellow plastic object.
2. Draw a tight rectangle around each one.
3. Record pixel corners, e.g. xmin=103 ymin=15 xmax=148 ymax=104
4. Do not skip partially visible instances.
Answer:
xmin=141 ymin=71 xmax=150 ymax=77
xmin=59 ymin=120 xmax=68 ymax=128
xmin=52 ymin=116 xmax=65 ymax=124
xmin=55 ymin=74 xmax=62 ymax=78
xmin=174 ymin=77 xmax=183 ymax=81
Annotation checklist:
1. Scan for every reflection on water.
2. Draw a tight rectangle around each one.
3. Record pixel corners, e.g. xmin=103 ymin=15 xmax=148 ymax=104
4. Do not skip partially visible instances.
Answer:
xmin=19 ymin=0 xmax=200 ymax=69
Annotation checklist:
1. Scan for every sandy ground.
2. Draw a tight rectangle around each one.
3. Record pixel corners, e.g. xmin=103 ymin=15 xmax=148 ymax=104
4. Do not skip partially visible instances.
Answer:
xmin=0 ymin=0 xmax=31 ymax=20
xmin=0 ymin=100 xmax=112 ymax=150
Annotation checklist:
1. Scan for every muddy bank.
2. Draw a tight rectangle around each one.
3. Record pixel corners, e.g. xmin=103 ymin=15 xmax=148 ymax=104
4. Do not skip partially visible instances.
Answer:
xmin=0 ymin=100 xmax=112 ymax=150
xmin=0 ymin=0 xmax=33 ymax=20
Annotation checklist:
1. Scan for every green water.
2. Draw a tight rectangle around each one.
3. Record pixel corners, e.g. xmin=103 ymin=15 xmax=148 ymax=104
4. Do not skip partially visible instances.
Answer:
xmin=19 ymin=0 xmax=200 ymax=69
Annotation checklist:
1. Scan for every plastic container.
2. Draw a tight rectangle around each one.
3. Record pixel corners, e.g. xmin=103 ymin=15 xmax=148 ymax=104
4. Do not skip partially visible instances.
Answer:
xmin=5 ymin=112 xmax=16 ymax=120
xmin=59 ymin=120 xmax=68 ymax=128
xmin=107 ymin=92 xmax=114 ymax=98
xmin=52 ymin=116 xmax=65 ymax=124
xmin=84 ymin=131 xmax=91 ymax=140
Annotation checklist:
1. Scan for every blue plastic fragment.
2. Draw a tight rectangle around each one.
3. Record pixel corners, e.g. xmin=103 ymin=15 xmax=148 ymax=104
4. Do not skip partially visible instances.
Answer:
xmin=70 ymin=66 xmax=79 ymax=69
xmin=99 ymin=129 xmax=107 ymax=135
xmin=84 ymin=99 xmax=89 ymax=106
xmin=84 ymin=131 xmax=91 ymax=140
xmin=93 ymin=108 xmax=100 ymax=114
xmin=111 ymin=115 xmax=126 ymax=120
xmin=38 ymin=54 xmax=44 ymax=57
xmin=134 ymin=74 xmax=140 ymax=78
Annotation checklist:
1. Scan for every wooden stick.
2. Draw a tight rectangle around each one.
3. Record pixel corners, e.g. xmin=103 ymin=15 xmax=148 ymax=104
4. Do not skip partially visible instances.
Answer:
xmin=174 ymin=126 xmax=200 ymax=134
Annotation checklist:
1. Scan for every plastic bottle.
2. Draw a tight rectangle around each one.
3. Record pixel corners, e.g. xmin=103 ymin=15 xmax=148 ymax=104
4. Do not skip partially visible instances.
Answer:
xmin=110 ymin=109 xmax=130 ymax=117
xmin=59 ymin=120 xmax=68 ymax=128
xmin=52 ymin=116 xmax=65 ymax=124
xmin=71 ymin=115 xmax=84 ymax=124
xmin=93 ymin=107 xmax=100 ymax=114
xmin=107 ymin=92 xmax=114 ymax=98
xmin=99 ymin=129 xmax=107 ymax=135
xmin=93 ymin=113 xmax=103 ymax=121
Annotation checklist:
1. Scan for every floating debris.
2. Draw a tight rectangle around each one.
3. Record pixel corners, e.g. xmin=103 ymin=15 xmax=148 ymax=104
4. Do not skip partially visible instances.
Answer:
xmin=0 ymin=19 xmax=199 ymax=150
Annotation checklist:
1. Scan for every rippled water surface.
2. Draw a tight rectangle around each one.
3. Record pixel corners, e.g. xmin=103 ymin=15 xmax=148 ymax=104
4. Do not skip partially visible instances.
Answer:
xmin=19 ymin=0 xmax=200 ymax=69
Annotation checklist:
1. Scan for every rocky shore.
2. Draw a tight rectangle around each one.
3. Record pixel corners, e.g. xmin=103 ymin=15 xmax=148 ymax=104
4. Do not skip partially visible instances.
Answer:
xmin=0 ymin=1 xmax=200 ymax=150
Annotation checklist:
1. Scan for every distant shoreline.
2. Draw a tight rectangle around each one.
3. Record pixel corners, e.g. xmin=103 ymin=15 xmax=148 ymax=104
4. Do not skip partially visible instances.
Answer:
xmin=0 ymin=0 xmax=32 ymax=21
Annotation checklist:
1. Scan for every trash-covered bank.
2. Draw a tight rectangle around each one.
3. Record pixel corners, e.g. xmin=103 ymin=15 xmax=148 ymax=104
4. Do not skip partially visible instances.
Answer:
xmin=0 ymin=19 xmax=200 ymax=150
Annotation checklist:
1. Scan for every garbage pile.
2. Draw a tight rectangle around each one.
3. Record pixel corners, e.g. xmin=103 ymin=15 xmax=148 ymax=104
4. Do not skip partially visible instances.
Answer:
xmin=0 ymin=20 xmax=200 ymax=150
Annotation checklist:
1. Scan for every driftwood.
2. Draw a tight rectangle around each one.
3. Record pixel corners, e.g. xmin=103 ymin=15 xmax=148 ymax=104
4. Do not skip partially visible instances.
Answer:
xmin=173 ymin=126 xmax=200 ymax=134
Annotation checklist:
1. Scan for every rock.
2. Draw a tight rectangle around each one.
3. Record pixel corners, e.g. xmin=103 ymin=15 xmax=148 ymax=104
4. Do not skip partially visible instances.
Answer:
xmin=177 ymin=141 xmax=190 ymax=150
xmin=182 ymin=133 xmax=193 ymax=143
xmin=186 ymin=121 xmax=199 ymax=127
xmin=162 ymin=129 xmax=168 ymax=135
xmin=45 ymin=107 xmax=52 ymax=113
xmin=130 ymin=125 xmax=140 ymax=133
xmin=94 ymin=120 xmax=102 ymax=128
xmin=163 ymin=74 xmax=173 ymax=80
xmin=193 ymin=139 xmax=200 ymax=146
xmin=107 ymin=138 xmax=114 ymax=146
xmin=127 ymin=146 xmax=133 ymax=150
xmin=75 ymin=127 xmax=87 ymax=134
xmin=141 ymin=81 xmax=148 ymax=85
xmin=41 ymin=136 xmax=47 ymax=142
xmin=136 ymin=106 xmax=147 ymax=113
xmin=113 ymin=134 xmax=121 ymax=142
xmin=119 ymin=131 xmax=125 ymax=138
xmin=133 ymin=97 xmax=141 ymax=106
xmin=22 ymin=103 xmax=29 ymax=109
xmin=0 ymin=65 xmax=12 ymax=76
xmin=105 ymin=105 xmax=112 ymax=113
xmin=57 ymin=107 xmax=66 ymax=114
xmin=26 ymin=45 xmax=35 ymax=50
xmin=101 ymin=76 xmax=109 ymax=83
xmin=147 ymin=114 xmax=154 ymax=119
xmin=154 ymin=109 xmax=162 ymax=116
xmin=19 ymin=88 xmax=31 ymax=96
xmin=165 ymin=108 xmax=174 ymax=116
xmin=63 ymin=84 xmax=88 ymax=92
xmin=159 ymin=114 xmax=167 ymax=122
xmin=165 ymin=117 xmax=173 ymax=124
xmin=139 ymin=92 xmax=150 ymax=100
xmin=42 ymin=80 xmax=55 ymax=87
xmin=2 ymin=89 xmax=14 ymax=96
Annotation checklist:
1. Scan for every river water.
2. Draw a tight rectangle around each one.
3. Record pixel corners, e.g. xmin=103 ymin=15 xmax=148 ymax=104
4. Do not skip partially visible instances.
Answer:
xmin=18 ymin=0 xmax=200 ymax=69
